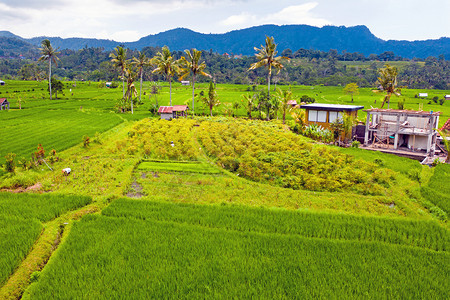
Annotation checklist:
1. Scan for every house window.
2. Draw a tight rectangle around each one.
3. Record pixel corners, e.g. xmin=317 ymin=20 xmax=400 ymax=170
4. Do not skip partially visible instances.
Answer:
xmin=329 ymin=111 xmax=342 ymax=123
xmin=308 ymin=110 xmax=327 ymax=122
xmin=308 ymin=110 xmax=317 ymax=122
xmin=317 ymin=111 xmax=327 ymax=122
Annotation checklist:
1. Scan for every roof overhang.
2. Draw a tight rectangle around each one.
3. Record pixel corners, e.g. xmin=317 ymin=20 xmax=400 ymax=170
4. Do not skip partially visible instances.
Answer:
xmin=300 ymin=103 xmax=364 ymax=112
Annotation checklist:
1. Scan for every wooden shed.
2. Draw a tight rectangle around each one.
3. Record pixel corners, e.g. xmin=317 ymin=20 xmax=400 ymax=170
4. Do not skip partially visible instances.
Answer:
xmin=0 ymin=98 xmax=9 ymax=110
xmin=158 ymin=105 xmax=189 ymax=120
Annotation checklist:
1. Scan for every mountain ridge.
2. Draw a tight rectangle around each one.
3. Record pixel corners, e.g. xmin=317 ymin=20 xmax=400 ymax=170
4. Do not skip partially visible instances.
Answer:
xmin=1 ymin=24 xmax=449 ymax=59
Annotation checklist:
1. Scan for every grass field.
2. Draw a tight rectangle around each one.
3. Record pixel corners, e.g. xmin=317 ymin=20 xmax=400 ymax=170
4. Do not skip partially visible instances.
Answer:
xmin=0 ymin=80 xmax=449 ymax=299
xmin=0 ymin=193 xmax=92 ymax=286
xmin=138 ymin=160 xmax=221 ymax=174
xmin=23 ymin=200 xmax=449 ymax=299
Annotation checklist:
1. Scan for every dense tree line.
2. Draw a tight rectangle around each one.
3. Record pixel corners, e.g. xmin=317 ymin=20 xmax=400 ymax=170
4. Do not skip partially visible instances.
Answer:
xmin=0 ymin=46 xmax=448 ymax=89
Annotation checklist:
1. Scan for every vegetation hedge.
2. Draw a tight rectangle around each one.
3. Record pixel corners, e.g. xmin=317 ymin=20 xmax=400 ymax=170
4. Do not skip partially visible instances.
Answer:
xmin=196 ymin=119 xmax=396 ymax=194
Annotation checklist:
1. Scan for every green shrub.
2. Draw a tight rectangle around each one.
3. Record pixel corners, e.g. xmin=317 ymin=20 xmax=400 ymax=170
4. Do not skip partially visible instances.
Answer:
xmin=30 ymin=271 xmax=41 ymax=283
xmin=4 ymin=153 xmax=16 ymax=173
xmin=83 ymin=135 xmax=90 ymax=148
xmin=351 ymin=140 xmax=361 ymax=148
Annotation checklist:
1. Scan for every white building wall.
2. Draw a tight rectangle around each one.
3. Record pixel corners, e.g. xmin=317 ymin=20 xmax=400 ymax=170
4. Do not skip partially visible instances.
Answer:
xmin=160 ymin=113 xmax=173 ymax=120
xmin=407 ymin=136 xmax=428 ymax=150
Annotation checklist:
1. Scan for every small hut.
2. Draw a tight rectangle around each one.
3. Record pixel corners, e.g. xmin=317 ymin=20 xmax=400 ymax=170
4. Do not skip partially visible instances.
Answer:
xmin=0 ymin=98 xmax=9 ymax=110
xmin=158 ymin=105 xmax=189 ymax=120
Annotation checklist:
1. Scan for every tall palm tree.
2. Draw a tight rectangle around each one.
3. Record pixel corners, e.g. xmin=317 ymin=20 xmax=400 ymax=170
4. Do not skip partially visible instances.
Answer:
xmin=132 ymin=51 xmax=151 ymax=104
xmin=151 ymin=46 xmax=180 ymax=106
xmin=124 ymin=63 xmax=138 ymax=114
xmin=38 ymin=39 xmax=60 ymax=100
xmin=248 ymin=36 xmax=285 ymax=120
xmin=109 ymin=46 xmax=128 ymax=98
xmin=179 ymin=49 xmax=211 ymax=114
xmin=378 ymin=64 xmax=401 ymax=109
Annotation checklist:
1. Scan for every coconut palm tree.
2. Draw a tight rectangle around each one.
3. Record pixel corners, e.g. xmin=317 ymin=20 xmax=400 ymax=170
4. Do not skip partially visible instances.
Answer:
xmin=378 ymin=64 xmax=401 ymax=109
xmin=38 ymin=39 xmax=60 ymax=100
xmin=179 ymin=49 xmax=211 ymax=114
xmin=109 ymin=46 xmax=128 ymax=98
xmin=248 ymin=36 xmax=285 ymax=120
xmin=132 ymin=51 xmax=151 ymax=104
xmin=151 ymin=46 xmax=180 ymax=106
xmin=123 ymin=63 xmax=138 ymax=114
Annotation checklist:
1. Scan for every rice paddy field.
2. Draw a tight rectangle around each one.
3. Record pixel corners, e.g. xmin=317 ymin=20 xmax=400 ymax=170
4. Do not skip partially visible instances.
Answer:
xmin=0 ymin=193 xmax=91 ymax=287
xmin=0 ymin=80 xmax=449 ymax=299
xmin=23 ymin=200 xmax=449 ymax=299
xmin=1 ymin=80 xmax=449 ymax=165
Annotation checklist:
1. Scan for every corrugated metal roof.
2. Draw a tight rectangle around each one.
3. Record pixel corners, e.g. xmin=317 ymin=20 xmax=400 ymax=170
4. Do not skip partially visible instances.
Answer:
xmin=300 ymin=103 xmax=364 ymax=111
xmin=287 ymin=100 xmax=297 ymax=105
xmin=158 ymin=106 xmax=173 ymax=113
xmin=173 ymin=105 xmax=189 ymax=112
xmin=440 ymin=118 xmax=450 ymax=132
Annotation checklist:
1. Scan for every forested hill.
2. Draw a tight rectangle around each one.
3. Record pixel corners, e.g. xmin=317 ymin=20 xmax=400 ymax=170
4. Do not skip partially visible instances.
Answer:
xmin=1 ymin=25 xmax=449 ymax=59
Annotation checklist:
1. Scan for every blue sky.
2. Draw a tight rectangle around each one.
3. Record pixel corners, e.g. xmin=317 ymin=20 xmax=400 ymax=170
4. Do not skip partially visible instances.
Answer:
xmin=0 ymin=0 xmax=448 ymax=42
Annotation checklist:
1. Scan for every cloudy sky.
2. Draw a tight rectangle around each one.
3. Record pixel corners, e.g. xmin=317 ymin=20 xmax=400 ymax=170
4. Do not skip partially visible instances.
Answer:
xmin=0 ymin=0 xmax=448 ymax=42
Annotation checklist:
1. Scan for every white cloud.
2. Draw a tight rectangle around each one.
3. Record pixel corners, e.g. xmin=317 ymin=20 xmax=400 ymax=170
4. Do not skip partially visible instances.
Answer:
xmin=221 ymin=12 xmax=256 ymax=26
xmin=262 ymin=3 xmax=330 ymax=26
xmin=220 ymin=2 xmax=330 ymax=30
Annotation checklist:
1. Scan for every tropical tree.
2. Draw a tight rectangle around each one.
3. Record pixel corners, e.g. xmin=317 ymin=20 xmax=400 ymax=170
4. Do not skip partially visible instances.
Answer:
xmin=109 ymin=46 xmax=128 ymax=98
xmin=151 ymin=46 xmax=180 ymax=106
xmin=248 ymin=36 xmax=285 ymax=120
xmin=276 ymin=87 xmax=295 ymax=124
xmin=343 ymin=82 xmax=359 ymax=103
xmin=291 ymin=108 xmax=306 ymax=132
xmin=38 ymin=39 xmax=60 ymax=100
xmin=342 ymin=113 xmax=356 ymax=143
xmin=241 ymin=93 xmax=257 ymax=119
xmin=50 ymin=78 xmax=64 ymax=99
xmin=179 ymin=49 xmax=211 ymax=114
xmin=378 ymin=64 xmax=401 ymax=109
xmin=132 ymin=51 xmax=151 ymax=104
xmin=200 ymin=81 xmax=220 ymax=116
xmin=123 ymin=64 xmax=138 ymax=114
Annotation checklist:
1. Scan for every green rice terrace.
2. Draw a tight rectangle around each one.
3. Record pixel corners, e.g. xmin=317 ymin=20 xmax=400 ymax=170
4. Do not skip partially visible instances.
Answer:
xmin=0 ymin=80 xmax=449 ymax=299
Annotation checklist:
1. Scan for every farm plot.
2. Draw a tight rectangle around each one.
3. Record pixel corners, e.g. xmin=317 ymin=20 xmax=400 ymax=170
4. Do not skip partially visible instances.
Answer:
xmin=421 ymin=163 xmax=450 ymax=215
xmin=104 ymin=198 xmax=449 ymax=251
xmin=137 ymin=160 xmax=221 ymax=174
xmin=0 ymin=216 xmax=42 ymax=285
xmin=0 ymin=108 xmax=123 ymax=164
xmin=24 ymin=201 xmax=449 ymax=299
xmin=0 ymin=193 xmax=92 ymax=286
